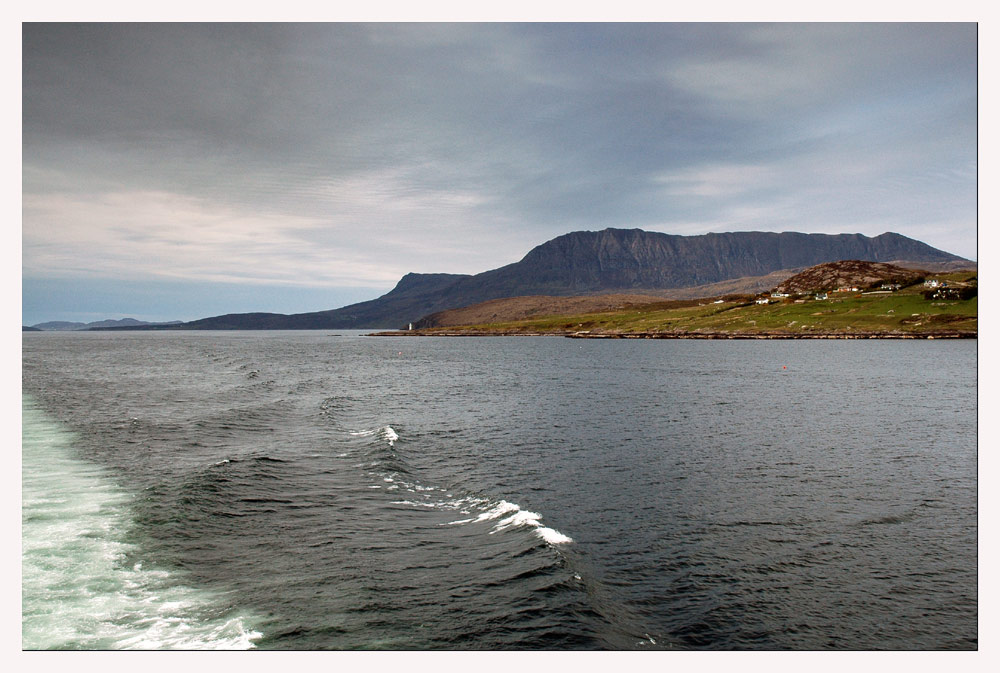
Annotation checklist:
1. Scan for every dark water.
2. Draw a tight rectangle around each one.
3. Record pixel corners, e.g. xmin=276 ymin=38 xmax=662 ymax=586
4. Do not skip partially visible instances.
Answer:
xmin=21 ymin=331 xmax=977 ymax=650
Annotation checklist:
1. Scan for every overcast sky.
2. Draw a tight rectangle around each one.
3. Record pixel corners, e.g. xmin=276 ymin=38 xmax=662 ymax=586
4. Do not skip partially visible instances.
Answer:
xmin=21 ymin=22 xmax=978 ymax=324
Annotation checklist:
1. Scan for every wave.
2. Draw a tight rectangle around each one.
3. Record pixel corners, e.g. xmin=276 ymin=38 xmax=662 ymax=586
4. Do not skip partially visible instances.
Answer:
xmin=349 ymin=424 xmax=573 ymax=546
xmin=22 ymin=396 xmax=263 ymax=650
xmin=350 ymin=425 xmax=399 ymax=447
xmin=448 ymin=499 xmax=574 ymax=545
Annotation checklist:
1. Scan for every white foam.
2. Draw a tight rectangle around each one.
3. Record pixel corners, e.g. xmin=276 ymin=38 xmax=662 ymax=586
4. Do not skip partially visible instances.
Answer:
xmin=390 ymin=500 xmax=441 ymax=508
xmin=535 ymin=527 xmax=574 ymax=545
xmin=493 ymin=509 xmax=544 ymax=532
xmin=22 ymin=398 xmax=264 ymax=650
xmin=447 ymin=499 xmax=573 ymax=544
xmin=350 ymin=425 xmax=398 ymax=446
xmin=479 ymin=500 xmax=522 ymax=521
xmin=448 ymin=499 xmax=518 ymax=525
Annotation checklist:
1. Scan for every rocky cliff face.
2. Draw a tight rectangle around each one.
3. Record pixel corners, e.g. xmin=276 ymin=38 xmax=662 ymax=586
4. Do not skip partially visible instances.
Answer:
xmin=504 ymin=229 xmax=960 ymax=290
xmin=417 ymin=229 xmax=965 ymax=311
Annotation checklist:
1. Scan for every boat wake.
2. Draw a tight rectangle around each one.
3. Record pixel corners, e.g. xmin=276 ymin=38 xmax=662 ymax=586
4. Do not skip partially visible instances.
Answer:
xmin=348 ymin=423 xmax=573 ymax=546
xmin=448 ymin=500 xmax=574 ymax=544
xmin=22 ymin=397 xmax=263 ymax=650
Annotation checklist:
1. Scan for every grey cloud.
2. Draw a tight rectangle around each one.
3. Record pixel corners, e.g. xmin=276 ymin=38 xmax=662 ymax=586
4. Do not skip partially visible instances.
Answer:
xmin=23 ymin=22 xmax=978 ymax=298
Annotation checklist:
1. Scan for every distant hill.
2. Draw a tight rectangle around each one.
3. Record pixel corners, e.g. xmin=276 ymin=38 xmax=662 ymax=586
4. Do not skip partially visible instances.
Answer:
xmin=31 ymin=320 xmax=89 ymax=331
xmin=774 ymin=261 xmax=928 ymax=295
xmin=176 ymin=273 xmax=470 ymax=330
xmin=31 ymin=318 xmax=183 ymax=331
xmin=101 ymin=228 xmax=971 ymax=330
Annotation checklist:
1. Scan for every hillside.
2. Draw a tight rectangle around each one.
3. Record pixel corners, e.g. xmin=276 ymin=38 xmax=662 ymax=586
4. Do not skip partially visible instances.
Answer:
xmin=415 ymin=294 xmax=670 ymax=328
xmin=378 ymin=269 xmax=976 ymax=339
xmin=415 ymin=260 xmax=970 ymax=330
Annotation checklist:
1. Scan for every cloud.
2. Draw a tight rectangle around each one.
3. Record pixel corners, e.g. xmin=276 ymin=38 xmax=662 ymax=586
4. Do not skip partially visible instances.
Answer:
xmin=663 ymin=24 xmax=975 ymax=114
xmin=21 ymin=23 xmax=978 ymax=322
xmin=655 ymin=164 xmax=780 ymax=199
xmin=22 ymin=168 xmax=530 ymax=288
xmin=22 ymin=189 xmax=402 ymax=286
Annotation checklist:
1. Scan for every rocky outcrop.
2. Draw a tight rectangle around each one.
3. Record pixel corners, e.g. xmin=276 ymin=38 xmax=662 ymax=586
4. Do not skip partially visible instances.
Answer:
xmin=773 ymin=261 xmax=926 ymax=295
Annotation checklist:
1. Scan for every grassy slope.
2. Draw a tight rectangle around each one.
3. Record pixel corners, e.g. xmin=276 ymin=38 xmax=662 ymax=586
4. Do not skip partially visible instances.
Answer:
xmin=402 ymin=272 xmax=977 ymax=336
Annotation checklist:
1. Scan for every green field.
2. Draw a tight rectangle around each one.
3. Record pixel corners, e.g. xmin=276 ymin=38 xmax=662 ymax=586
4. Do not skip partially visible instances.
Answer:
xmin=407 ymin=272 xmax=977 ymax=337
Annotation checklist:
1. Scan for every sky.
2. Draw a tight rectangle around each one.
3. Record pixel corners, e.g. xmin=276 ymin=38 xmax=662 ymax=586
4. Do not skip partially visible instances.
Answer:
xmin=20 ymin=21 xmax=979 ymax=325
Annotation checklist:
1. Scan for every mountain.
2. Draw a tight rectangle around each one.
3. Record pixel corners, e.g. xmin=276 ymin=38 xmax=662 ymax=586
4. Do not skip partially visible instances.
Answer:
xmin=100 ymin=229 xmax=971 ymax=330
xmin=348 ymin=229 xmax=968 ymax=327
xmin=439 ymin=229 xmax=964 ymax=299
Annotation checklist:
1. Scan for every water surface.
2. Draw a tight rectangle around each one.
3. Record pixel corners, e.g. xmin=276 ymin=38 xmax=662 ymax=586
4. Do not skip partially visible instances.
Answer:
xmin=22 ymin=331 xmax=977 ymax=649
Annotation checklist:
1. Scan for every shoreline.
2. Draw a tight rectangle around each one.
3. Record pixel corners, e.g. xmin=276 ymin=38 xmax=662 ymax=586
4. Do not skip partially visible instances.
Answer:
xmin=368 ymin=330 xmax=976 ymax=340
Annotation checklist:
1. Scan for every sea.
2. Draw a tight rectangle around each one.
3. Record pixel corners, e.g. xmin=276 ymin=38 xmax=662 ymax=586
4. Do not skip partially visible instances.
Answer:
xmin=21 ymin=331 xmax=977 ymax=650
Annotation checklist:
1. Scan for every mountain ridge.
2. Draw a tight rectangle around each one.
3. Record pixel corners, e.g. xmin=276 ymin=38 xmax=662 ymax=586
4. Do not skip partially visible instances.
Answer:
xmin=89 ymin=229 xmax=971 ymax=330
